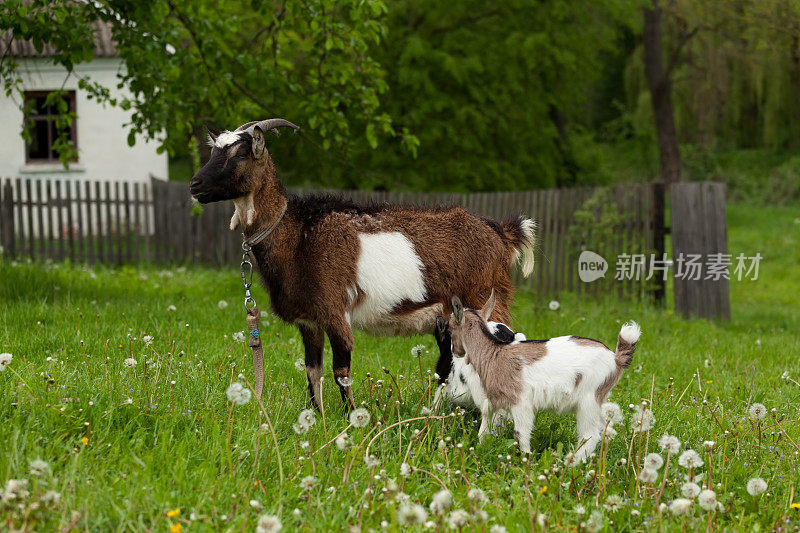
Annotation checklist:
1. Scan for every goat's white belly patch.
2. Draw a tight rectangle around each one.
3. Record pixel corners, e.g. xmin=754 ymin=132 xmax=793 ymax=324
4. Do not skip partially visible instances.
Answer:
xmin=349 ymin=232 xmax=433 ymax=336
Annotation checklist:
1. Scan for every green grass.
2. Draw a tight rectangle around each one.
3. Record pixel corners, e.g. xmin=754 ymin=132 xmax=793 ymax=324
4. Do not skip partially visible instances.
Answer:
xmin=1 ymin=203 xmax=799 ymax=532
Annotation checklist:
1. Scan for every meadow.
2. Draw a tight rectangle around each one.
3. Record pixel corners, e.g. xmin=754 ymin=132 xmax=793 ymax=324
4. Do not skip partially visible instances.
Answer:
xmin=0 ymin=202 xmax=798 ymax=532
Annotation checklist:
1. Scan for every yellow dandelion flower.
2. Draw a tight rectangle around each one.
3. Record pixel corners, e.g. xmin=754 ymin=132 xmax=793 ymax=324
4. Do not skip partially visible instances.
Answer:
xmin=792 ymin=502 xmax=800 ymax=510
xmin=167 ymin=508 xmax=181 ymax=518
xmin=81 ymin=437 xmax=89 ymax=445
xmin=170 ymin=523 xmax=182 ymax=533
xmin=539 ymin=486 xmax=548 ymax=495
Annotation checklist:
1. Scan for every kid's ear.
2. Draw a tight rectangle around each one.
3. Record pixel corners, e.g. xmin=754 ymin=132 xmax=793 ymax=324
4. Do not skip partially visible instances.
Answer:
xmin=435 ymin=316 xmax=448 ymax=339
xmin=451 ymin=296 xmax=464 ymax=326
xmin=479 ymin=289 xmax=496 ymax=322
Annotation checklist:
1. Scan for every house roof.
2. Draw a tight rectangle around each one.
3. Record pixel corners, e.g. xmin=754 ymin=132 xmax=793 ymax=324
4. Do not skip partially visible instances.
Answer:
xmin=3 ymin=20 xmax=117 ymax=58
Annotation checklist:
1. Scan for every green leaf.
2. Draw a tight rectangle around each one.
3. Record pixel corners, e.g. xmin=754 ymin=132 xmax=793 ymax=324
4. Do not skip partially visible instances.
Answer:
xmin=365 ymin=123 xmax=378 ymax=149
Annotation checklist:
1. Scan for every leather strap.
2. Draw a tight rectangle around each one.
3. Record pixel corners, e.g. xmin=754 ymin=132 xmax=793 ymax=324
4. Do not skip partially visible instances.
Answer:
xmin=246 ymin=305 xmax=265 ymax=399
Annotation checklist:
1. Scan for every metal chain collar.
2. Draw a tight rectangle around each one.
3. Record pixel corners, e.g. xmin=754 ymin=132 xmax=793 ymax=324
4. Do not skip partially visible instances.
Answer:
xmin=240 ymin=241 xmax=256 ymax=311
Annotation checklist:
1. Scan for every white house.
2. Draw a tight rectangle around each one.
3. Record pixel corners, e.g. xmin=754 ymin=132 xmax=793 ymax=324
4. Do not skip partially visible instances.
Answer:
xmin=0 ymin=23 xmax=168 ymax=182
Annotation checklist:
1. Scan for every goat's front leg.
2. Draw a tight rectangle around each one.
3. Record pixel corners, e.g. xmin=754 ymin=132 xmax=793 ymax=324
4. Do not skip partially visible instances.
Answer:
xmin=298 ymin=322 xmax=325 ymax=412
xmin=327 ymin=319 xmax=356 ymax=411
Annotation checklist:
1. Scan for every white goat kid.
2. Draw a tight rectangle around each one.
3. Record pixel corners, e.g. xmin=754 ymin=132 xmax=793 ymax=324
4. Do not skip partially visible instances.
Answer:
xmin=447 ymin=291 xmax=641 ymax=462
xmin=433 ymin=320 xmax=524 ymax=425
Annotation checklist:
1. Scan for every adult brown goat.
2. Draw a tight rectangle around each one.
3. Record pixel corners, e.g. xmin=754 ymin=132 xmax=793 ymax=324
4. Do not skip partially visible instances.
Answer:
xmin=189 ymin=118 xmax=535 ymax=412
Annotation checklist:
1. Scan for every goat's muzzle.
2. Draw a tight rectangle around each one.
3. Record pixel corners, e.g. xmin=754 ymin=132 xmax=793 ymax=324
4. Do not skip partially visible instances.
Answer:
xmin=189 ymin=177 xmax=211 ymax=203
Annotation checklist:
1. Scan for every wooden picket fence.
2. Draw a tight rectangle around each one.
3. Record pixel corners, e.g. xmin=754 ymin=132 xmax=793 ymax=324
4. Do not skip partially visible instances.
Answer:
xmin=0 ymin=178 xmax=152 ymax=264
xmin=0 ymin=177 xmax=667 ymax=302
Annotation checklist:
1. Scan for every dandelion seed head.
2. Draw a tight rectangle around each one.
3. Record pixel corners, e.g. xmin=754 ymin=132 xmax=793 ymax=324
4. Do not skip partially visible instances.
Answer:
xmin=644 ymin=453 xmax=664 ymax=471
xmin=658 ymin=434 xmax=681 ymax=454
xmin=670 ymin=498 xmax=693 ymax=515
xmin=632 ymin=405 xmax=654 ymax=432
xmin=3 ymin=479 xmax=29 ymax=500
xmin=446 ymin=509 xmax=470 ymax=529
xmin=467 ymin=487 xmax=488 ymax=506
xmin=747 ymin=477 xmax=767 ymax=496
xmin=225 ymin=382 xmax=251 ymax=405
xmin=601 ymin=402 xmax=623 ymax=425
xmin=256 ymin=514 xmax=282 ymax=533
xmin=349 ymin=408 xmax=371 ymax=428
xmin=142 ymin=335 xmax=153 ymax=346
xmin=298 ymin=409 xmax=316 ymax=429
xmin=604 ymin=494 xmax=624 ymax=512
xmin=698 ymin=489 xmax=717 ymax=511
xmin=294 ymin=359 xmax=305 ymax=372
xmin=703 ymin=440 xmax=716 ymax=449
xmin=682 ymin=482 xmax=701 ymax=498
xmin=217 ymin=300 xmax=228 ymax=310
xmin=232 ymin=331 xmax=245 ymax=343
xmin=41 ymin=490 xmax=61 ymax=504
xmin=299 ymin=475 xmax=317 ymax=491
xmin=336 ymin=376 xmax=353 ymax=387
xmin=400 ymin=462 xmax=413 ymax=477
xmin=749 ymin=403 xmax=767 ymax=420
xmin=124 ymin=358 xmax=137 ymax=368
xmin=583 ymin=510 xmax=604 ymax=533
xmin=638 ymin=468 xmax=659 ymax=484
xmin=678 ymin=449 xmax=704 ymax=469
xmin=29 ymin=459 xmax=50 ymax=476
xmin=335 ymin=433 xmax=352 ymax=451
xmin=429 ymin=489 xmax=452 ymax=514
xmin=548 ymin=300 xmax=560 ymax=311
xmin=364 ymin=454 xmax=380 ymax=468
xmin=397 ymin=503 xmax=428 ymax=526
xmin=410 ymin=344 xmax=426 ymax=358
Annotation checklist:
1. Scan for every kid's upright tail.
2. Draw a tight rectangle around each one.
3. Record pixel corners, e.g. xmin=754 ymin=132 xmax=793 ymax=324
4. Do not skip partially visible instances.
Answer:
xmin=614 ymin=321 xmax=641 ymax=369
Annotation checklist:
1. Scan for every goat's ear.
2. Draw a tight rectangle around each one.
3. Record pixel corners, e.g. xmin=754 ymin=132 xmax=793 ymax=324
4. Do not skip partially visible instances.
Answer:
xmin=252 ymin=126 xmax=266 ymax=159
xmin=451 ymin=296 xmax=464 ymax=326
xmin=479 ymin=289 xmax=496 ymax=322
xmin=435 ymin=316 xmax=448 ymax=339
xmin=205 ymin=126 xmax=217 ymax=145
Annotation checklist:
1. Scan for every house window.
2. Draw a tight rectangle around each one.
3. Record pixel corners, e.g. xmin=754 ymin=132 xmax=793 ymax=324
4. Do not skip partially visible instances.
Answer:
xmin=24 ymin=91 xmax=78 ymax=163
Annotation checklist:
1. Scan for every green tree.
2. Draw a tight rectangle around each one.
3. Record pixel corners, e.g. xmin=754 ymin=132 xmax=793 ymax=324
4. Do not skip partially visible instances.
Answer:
xmin=336 ymin=0 xmax=642 ymax=191
xmin=1 ymin=0 xmax=404 ymax=171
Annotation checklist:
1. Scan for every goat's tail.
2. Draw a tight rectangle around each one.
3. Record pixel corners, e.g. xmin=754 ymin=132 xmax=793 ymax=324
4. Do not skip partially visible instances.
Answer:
xmin=502 ymin=216 xmax=536 ymax=278
xmin=614 ymin=321 xmax=641 ymax=369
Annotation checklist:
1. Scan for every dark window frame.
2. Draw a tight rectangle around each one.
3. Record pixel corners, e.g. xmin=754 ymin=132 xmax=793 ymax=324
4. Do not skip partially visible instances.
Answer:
xmin=23 ymin=90 xmax=78 ymax=164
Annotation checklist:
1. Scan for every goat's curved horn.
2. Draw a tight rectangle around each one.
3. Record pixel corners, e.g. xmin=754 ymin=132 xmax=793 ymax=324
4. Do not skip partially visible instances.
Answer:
xmin=235 ymin=118 xmax=300 ymax=135
xmin=255 ymin=118 xmax=300 ymax=135
xmin=234 ymin=121 xmax=259 ymax=132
